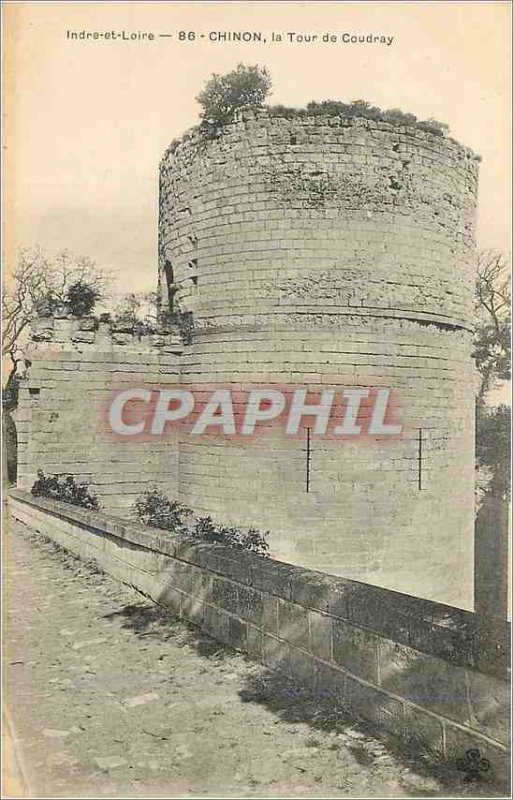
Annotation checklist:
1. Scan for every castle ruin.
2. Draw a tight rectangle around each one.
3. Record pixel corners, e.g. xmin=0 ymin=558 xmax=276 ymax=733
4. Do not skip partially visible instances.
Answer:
xmin=16 ymin=109 xmax=480 ymax=610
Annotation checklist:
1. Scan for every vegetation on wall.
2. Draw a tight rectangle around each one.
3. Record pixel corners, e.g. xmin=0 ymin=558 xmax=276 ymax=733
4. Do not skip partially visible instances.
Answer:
xmin=189 ymin=65 xmax=452 ymax=144
xmin=268 ymin=99 xmax=450 ymax=136
xmin=2 ymin=247 xmax=108 ymax=369
xmin=133 ymin=489 xmax=270 ymax=556
xmin=196 ymin=63 xmax=272 ymax=134
xmin=65 ymin=281 xmax=102 ymax=317
xmin=95 ymin=291 xmax=195 ymax=344
xmin=168 ymin=308 xmax=195 ymax=345
xmin=31 ymin=471 xmax=99 ymax=510
xmin=134 ymin=489 xmax=193 ymax=535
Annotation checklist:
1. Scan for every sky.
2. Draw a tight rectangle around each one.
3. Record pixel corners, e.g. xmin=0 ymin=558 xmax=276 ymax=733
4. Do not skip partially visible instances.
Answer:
xmin=3 ymin=0 xmax=512 ymax=300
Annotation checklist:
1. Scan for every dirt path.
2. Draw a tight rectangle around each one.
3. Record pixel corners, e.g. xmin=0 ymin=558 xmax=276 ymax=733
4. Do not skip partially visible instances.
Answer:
xmin=2 ymin=520 xmax=493 ymax=799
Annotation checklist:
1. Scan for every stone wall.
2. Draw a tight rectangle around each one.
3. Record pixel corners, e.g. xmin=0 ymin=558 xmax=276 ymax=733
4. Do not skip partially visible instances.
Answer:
xmin=158 ymin=110 xmax=480 ymax=608
xmin=9 ymin=490 xmax=510 ymax=785
xmin=15 ymin=316 xmax=182 ymax=513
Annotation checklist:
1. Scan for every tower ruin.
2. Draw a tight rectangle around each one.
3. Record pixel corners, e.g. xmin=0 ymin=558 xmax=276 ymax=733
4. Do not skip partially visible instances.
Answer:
xmin=159 ymin=109 xmax=479 ymax=609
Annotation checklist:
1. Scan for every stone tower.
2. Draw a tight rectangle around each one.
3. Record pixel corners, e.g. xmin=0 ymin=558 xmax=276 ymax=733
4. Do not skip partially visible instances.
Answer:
xmin=158 ymin=109 xmax=479 ymax=609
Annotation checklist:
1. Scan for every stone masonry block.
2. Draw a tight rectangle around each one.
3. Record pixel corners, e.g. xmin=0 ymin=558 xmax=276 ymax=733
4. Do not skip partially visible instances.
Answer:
xmin=236 ymin=585 xmax=263 ymax=625
xmin=313 ymin=661 xmax=346 ymax=702
xmin=211 ymin=578 xmax=239 ymax=615
xmin=203 ymin=605 xmax=231 ymax=646
xmin=181 ymin=592 xmax=205 ymax=625
xmin=379 ymin=640 xmax=471 ymax=725
xmin=287 ymin=647 xmax=315 ymax=685
xmin=473 ymin=622 xmax=511 ymax=681
xmin=263 ymin=634 xmax=290 ymax=673
xmin=246 ymin=625 xmax=264 ymax=659
xmin=250 ymin=562 xmax=295 ymax=600
xmin=332 ymin=619 xmax=380 ymax=683
xmin=290 ymin=572 xmax=334 ymax=612
xmin=309 ymin=610 xmax=332 ymax=661
xmin=155 ymin=585 xmax=182 ymax=616
xmin=278 ymin=600 xmax=309 ymax=650
xmin=228 ymin=617 xmax=248 ymax=651
xmin=71 ymin=332 xmax=95 ymax=344
xmin=345 ymin=675 xmax=404 ymax=732
xmin=261 ymin=595 xmax=279 ymax=634
xmin=464 ymin=668 xmax=511 ymax=745
xmin=401 ymin=703 xmax=445 ymax=756
xmin=212 ymin=552 xmax=253 ymax=585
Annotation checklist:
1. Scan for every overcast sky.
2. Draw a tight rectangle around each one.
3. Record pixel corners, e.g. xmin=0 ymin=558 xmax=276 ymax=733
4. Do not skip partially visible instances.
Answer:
xmin=4 ymin=1 xmax=511 ymax=298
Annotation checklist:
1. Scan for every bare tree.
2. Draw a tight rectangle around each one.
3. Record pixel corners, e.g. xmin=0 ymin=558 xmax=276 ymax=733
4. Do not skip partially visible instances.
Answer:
xmin=473 ymin=250 xmax=511 ymax=403
xmin=473 ymin=250 xmax=511 ymax=510
xmin=3 ymin=249 xmax=50 ymax=364
xmin=2 ymin=247 xmax=109 ymax=368
xmin=110 ymin=291 xmax=158 ymax=326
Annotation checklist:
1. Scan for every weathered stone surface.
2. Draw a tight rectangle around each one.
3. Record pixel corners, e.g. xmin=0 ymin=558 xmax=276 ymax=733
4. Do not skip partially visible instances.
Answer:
xmin=228 ymin=616 xmax=247 ymax=650
xmin=464 ymin=668 xmax=511 ymax=742
xmin=345 ymin=676 xmax=404 ymax=732
xmin=332 ymin=620 xmax=380 ymax=683
xmin=236 ymin=584 xmax=263 ymax=625
xmin=203 ymin=605 xmax=230 ymax=645
xmin=71 ymin=331 xmax=95 ymax=344
xmin=287 ymin=647 xmax=315 ymax=685
xmin=95 ymin=756 xmax=128 ymax=770
xmin=9 ymin=491 xmax=511 ymax=777
xmin=180 ymin=592 xmax=204 ymax=624
xmin=401 ymin=703 xmax=445 ymax=755
xmin=16 ymin=321 xmax=182 ymax=514
xmin=158 ymin=111 xmax=478 ymax=609
xmin=156 ymin=585 xmax=181 ymax=615
xmin=308 ymin=610 xmax=332 ymax=661
xmin=211 ymin=578 xmax=239 ymax=615
xmin=261 ymin=595 xmax=279 ymax=634
xmin=278 ymin=600 xmax=309 ymax=650
xmin=379 ymin=641 xmax=469 ymax=723
xmin=246 ymin=625 xmax=263 ymax=658
xmin=263 ymin=634 xmax=290 ymax=673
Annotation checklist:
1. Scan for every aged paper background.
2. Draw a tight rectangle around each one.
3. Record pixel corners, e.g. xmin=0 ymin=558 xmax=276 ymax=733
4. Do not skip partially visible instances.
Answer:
xmin=2 ymin=2 xmax=511 ymax=798
xmin=3 ymin=1 xmax=511 ymax=289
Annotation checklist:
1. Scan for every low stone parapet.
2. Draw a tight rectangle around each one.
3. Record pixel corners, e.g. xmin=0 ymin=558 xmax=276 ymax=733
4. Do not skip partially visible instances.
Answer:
xmin=8 ymin=489 xmax=510 ymax=785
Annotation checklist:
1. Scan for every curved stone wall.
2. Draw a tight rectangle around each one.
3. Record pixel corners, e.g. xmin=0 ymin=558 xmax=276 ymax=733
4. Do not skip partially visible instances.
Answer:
xmin=159 ymin=110 xmax=480 ymax=609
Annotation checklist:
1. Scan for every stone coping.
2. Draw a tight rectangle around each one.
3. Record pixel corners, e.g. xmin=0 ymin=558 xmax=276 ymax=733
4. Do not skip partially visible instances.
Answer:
xmin=163 ymin=107 xmax=479 ymax=163
xmin=10 ymin=488 xmax=510 ymax=681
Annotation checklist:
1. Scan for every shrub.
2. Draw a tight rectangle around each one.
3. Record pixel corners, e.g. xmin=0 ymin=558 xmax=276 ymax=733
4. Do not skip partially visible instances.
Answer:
xmin=133 ymin=490 xmax=269 ymax=556
xmin=66 ymin=281 xmax=101 ymax=316
xmin=35 ymin=280 xmax=101 ymax=317
xmin=197 ymin=63 xmax=272 ymax=131
xmin=31 ymin=470 xmax=99 ymax=509
xmin=268 ymin=98 xmax=449 ymax=136
xmin=133 ymin=489 xmax=192 ymax=534
xmin=193 ymin=516 xmax=269 ymax=556
xmin=416 ymin=117 xmax=450 ymax=136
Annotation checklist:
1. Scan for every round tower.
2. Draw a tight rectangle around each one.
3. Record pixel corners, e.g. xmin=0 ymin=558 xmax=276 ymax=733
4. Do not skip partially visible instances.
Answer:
xmin=159 ymin=109 xmax=479 ymax=609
